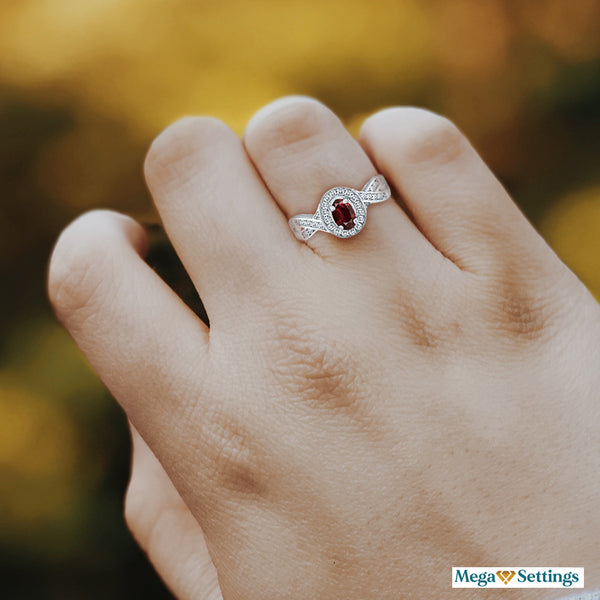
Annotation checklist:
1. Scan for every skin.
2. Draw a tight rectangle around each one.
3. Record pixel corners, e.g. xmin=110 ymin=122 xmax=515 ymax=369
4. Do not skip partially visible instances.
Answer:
xmin=47 ymin=96 xmax=600 ymax=599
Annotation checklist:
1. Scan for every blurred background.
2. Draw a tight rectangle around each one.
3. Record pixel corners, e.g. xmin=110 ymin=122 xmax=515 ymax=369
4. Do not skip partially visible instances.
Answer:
xmin=1 ymin=0 xmax=599 ymax=598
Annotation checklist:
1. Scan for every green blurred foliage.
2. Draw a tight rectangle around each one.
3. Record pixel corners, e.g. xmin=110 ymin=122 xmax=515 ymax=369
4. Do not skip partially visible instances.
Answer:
xmin=0 ymin=0 xmax=599 ymax=598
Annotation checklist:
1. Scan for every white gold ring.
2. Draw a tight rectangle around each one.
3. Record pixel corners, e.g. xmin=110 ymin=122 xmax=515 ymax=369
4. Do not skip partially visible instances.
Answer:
xmin=288 ymin=175 xmax=391 ymax=241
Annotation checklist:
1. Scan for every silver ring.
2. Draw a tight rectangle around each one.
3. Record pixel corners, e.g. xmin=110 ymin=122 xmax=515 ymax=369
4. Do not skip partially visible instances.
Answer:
xmin=288 ymin=174 xmax=391 ymax=241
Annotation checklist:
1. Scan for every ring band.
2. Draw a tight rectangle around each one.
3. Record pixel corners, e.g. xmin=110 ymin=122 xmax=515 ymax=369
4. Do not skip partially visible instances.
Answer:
xmin=288 ymin=174 xmax=391 ymax=241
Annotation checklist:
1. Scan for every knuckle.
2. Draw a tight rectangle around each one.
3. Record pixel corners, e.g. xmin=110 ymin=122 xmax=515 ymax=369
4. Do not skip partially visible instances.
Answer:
xmin=399 ymin=300 xmax=464 ymax=352
xmin=364 ymin=107 xmax=469 ymax=166
xmin=245 ymin=97 xmax=336 ymax=160
xmin=484 ymin=277 xmax=556 ymax=343
xmin=195 ymin=407 xmax=267 ymax=497
xmin=48 ymin=210 xmax=118 ymax=324
xmin=265 ymin=307 xmax=366 ymax=417
xmin=384 ymin=275 xmax=463 ymax=351
xmin=412 ymin=114 xmax=467 ymax=164
xmin=144 ymin=116 xmax=233 ymax=190
xmin=399 ymin=300 xmax=447 ymax=350
xmin=124 ymin=484 xmax=185 ymax=554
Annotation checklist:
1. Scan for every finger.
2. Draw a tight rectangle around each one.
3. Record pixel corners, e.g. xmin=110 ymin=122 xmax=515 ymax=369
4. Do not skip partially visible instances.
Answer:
xmin=144 ymin=117 xmax=301 ymax=322
xmin=47 ymin=209 xmax=210 ymax=469
xmin=243 ymin=96 xmax=437 ymax=266
xmin=126 ymin=425 xmax=222 ymax=600
xmin=48 ymin=209 xmax=280 ymax=570
xmin=359 ymin=107 xmax=553 ymax=274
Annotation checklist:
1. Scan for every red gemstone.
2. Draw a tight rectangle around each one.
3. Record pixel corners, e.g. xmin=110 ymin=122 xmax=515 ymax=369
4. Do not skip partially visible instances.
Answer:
xmin=331 ymin=199 xmax=356 ymax=230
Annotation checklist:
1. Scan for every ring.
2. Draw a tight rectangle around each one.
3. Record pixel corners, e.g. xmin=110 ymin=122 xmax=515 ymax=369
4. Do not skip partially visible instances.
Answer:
xmin=288 ymin=175 xmax=391 ymax=241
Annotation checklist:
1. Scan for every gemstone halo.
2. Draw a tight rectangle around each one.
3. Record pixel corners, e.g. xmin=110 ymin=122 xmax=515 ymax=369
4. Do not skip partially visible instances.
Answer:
xmin=319 ymin=186 xmax=366 ymax=238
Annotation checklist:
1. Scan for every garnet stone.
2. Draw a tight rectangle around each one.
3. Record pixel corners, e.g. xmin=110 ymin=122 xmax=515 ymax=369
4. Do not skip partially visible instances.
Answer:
xmin=331 ymin=199 xmax=356 ymax=230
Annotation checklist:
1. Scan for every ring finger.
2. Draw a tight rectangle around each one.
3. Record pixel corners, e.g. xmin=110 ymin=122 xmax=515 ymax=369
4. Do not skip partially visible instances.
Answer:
xmin=243 ymin=96 xmax=435 ymax=269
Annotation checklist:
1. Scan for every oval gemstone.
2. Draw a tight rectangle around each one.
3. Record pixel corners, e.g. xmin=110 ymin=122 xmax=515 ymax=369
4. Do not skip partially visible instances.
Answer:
xmin=331 ymin=199 xmax=356 ymax=230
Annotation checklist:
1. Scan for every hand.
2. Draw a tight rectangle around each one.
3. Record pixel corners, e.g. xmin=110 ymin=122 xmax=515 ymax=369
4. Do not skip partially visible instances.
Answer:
xmin=48 ymin=96 xmax=600 ymax=599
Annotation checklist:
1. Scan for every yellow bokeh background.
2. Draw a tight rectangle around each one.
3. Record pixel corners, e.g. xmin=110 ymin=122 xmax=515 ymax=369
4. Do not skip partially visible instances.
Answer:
xmin=0 ymin=0 xmax=599 ymax=596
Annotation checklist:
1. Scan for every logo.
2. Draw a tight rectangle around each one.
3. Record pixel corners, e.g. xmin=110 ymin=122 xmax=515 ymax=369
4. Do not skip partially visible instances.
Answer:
xmin=452 ymin=567 xmax=584 ymax=588
xmin=496 ymin=570 xmax=516 ymax=585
